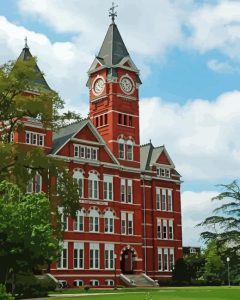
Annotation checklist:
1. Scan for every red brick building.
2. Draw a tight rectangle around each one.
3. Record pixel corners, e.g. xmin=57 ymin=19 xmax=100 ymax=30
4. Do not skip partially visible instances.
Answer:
xmin=15 ymin=17 xmax=182 ymax=287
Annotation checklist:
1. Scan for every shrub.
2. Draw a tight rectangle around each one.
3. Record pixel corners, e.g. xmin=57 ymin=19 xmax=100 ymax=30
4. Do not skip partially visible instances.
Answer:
xmin=0 ymin=284 xmax=14 ymax=300
xmin=84 ymin=286 xmax=90 ymax=292
xmin=12 ymin=273 xmax=56 ymax=299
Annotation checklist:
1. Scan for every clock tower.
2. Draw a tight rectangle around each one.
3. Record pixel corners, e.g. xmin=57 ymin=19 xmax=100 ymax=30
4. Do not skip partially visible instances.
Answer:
xmin=88 ymin=11 xmax=141 ymax=168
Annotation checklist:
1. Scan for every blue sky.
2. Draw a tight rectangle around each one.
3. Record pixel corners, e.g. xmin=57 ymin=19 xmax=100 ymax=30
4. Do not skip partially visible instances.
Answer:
xmin=1 ymin=0 xmax=240 ymax=245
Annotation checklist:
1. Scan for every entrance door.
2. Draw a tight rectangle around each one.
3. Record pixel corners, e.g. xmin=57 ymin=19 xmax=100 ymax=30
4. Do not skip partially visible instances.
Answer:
xmin=121 ymin=250 xmax=134 ymax=274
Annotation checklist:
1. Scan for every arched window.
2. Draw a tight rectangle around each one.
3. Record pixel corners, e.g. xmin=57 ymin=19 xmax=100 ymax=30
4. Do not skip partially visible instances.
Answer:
xmin=104 ymin=211 xmax=114 ymax=233
xmin=126 ymin=140 xmax=133 ymax=160
xmin=89 ymin=209 xmax=99 ymax=232
xmin=88 ymin=173 xmax=98 ymax=199
xmin=118 ymin=138 xmax=125 ymax=159
xmin=73 ymin=170 xmax=84 ymax=198
xmin=74 ymin=209 xmax=84 ymax=232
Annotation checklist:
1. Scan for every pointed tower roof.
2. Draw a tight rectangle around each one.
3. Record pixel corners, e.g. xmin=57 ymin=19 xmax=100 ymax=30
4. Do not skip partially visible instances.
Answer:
xmin=97 ymin=23 xmax=129 ymax=66
xmin=17 ymin=38 xmax=51 ymax=90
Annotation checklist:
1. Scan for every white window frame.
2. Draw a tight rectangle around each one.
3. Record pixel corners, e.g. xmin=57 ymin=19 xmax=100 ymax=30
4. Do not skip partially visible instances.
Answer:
xmin=104 ymin=211 xmax=114 ymax=233
xmin=161 ymin=189 xmax=167 ymax=211
xmin=57 ymin=241 xmax=68 ymax=269
xmin=121 ymin=212 xmax=126 ymax=235
xmin=157 ymin=219 xmax=162 ymax=239
xmin=89 ymin=243 xmax=99 ymax=269
xmin=128 ymin=213 xmax=133 ymax=235
xmin=118 ymin=138 xmax=125 ymax=159
xmin=120 ymin=179 xmax=126 ymax=202
xmin=167 ymin=189 xmax=173 ymax=211
xmin=156 ymin=188 xmax=161 ymax=210
xmin=74 ymin=210 xmax=84 ymax=232
xmin=163 ymin=220 xmax=167 ymax=239
xmin=158 ymin=248 xmax=163 ymax=271
xmin=89 ymin=209 xmax=99 ymax=232
xmin=104 ymin=175 xmax=113 ymax=201
xmin=127 ymin=180 xmax=133 ymax=203
xmin=163 ymin=248 xmax=169 ymax=271
xmin=74 ymin=280 xmax=84 ymax=287
xmin=73 ymin=170 xmax=84 ymax=198
xmin=126 ymin=140 xmax=133 ymax=160
xmin=88 ymin=173 xmax=98 ymax=199
xmin=104 ymin=244 xmax=114 ymax=270
xmin=169 ymin=220 xmax=174 ymax=240
xmin=73 ymin=242 xmax=84 ymax=269
xmin=169 ymin=248 xmax=174 ymax=271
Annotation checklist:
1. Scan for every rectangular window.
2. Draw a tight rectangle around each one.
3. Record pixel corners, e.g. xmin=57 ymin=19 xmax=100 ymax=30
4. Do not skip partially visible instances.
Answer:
xmin=35 ymin=173 xmax=42 ymax=193
xmin=74 ymin=212 xmax=84 ymax=232
xmin=156 ymin=188 xmax=161 ymax=210
xmin=124 ymin=115 xmax=127 ymax=125
xmin=169 ymin=220 xmax=173 ymax=240
xmin=160 ymin=168 xmax=165 ymax=177
xmin=166 ymin=169 xmax=170 ymax=178
xmin=104 ymin=244 xmax=114 ymax=269
xmin=89 ymin=179 xmax=98 ymax=199
xmin=26 ymin=179 xmax=33 ymax=193
xmin=96 ymin=117 xmax=99 ymax=127
xmin=74 ymin=145 xmax=79 ymax=157
xmin=89 ymin=244 xmax=99 ymax=269
xmin=127 ymin=144 xmax=133 ymax=160
xmin=104 ymin=175 xmax=113 ymax=201
xmin=167 ymin=190 xmax=173 ymax=211
xmin=89 ymin=216 xmax=99 ymax=232
xmin=74 ymin=242 xmax=84 ymax=269
xmin=157 ymin=220 xmax=162 ymax=239
xmin=104 ymin=114 xmax=108 ymax=124
xmin=163 ymin=220 xmax=167 ymax=239
xmin=39 ymin=135 xmax=44 ymax=146
xmin=100 ymin=115 xmax=103 ymax=126
xmin=121 ymin=212 xmax=126 ymax=234
xmin=57 ymin=242 xmax=68 ymax=269
xmin=32 ymin=133 xmax=37 ymax=145
xmin=129 ymin=116 xmax=132 ymax=126
xmin=80 ymin=147 xmax=85 ymax=158
xmin=162 ymin=189 xmax=167 ymax=211
xmin=128 ymin=213 xmax=133 ymax=235
xmin=127 ymin=180 xmax=132 ymax=203
xmin=164 ymin=248 xmax=168 ymax=271
xmin=119 ymin=143 xmax=124 ymax=159
xmin=86 ymin=147 xmax=91 ymax=159
xmin=118 ymin=113 xmax=122 ymax=124
xmin=26 ymin=132 xmax=31 ymax=144
xmin=92 ymin=148 xmax=97 ymax=160
xmin=158 ymin=248 xmax=162 ymax=271
xmin=121 ymin=179 xmax=125 ymax=202
xmin=169 ymin=248 xmax=174 ymax=271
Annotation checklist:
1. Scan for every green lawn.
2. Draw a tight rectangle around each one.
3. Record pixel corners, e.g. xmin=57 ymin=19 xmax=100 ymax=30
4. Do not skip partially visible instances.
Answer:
xmin=50 ymin=286 xmax=240 ymax=300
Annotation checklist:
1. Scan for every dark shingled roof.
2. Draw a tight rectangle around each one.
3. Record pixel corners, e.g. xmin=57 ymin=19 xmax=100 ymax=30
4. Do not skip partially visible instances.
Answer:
xmin=17 ymin=45 xmax=51 ymax=90
xmin=140 ymin=143 xmax=169 ymax=170
xmin=98 ymin=23 xmax=129 ymax=66
xmin=52 ymin=119 xmax=89 ymax=154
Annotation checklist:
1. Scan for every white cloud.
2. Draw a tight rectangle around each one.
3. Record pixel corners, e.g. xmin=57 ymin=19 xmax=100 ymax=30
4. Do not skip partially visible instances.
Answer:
xmin=188 ymin=0 xmax=240 ymax=59
xmin=140 ymin=91 xmax=240 ymax=181
xmin=207 ymin=59 xmax=237 ymax=73
xmin=181 ymin=190 xmax=218 ymax=246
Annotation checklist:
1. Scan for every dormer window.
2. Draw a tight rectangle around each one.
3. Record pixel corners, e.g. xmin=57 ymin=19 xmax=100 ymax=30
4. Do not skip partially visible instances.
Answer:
xmin=157 ymin=167 xmax=170 ymax=178
xmin=74 ymin=145 xmax=98 ymax=160
xmin=25 ymin=131 xmax=44 ymax=147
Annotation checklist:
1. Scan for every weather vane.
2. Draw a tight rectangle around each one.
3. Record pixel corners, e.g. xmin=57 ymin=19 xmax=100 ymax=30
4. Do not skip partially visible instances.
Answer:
xmin=109 ymin=2 xmax=118 ymax=23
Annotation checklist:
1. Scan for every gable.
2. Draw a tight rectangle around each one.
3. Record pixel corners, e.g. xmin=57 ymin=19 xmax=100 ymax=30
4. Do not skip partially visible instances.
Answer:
xmin=74 ymin=124 xmax=99 ymax=142
xmin=156 ymin=151 xmax=172 ymax=165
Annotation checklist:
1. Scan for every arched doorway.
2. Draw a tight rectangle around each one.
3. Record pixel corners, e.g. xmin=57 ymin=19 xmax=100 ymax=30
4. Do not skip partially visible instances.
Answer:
xmin=120 ymin=248 xmax=136 ymax=274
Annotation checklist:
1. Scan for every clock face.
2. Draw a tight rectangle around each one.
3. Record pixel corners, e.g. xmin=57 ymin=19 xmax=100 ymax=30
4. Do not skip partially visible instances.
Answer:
xmin=93 ymin=78 xmax=104 ymax=95
xmin=120 ymin=77 xmax=133 ymax=94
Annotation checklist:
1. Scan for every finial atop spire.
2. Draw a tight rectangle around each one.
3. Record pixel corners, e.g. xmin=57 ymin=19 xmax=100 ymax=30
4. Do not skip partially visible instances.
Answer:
xmin=109 ymin=2 xmax=118 ymax=23
xmin=24 ymin=36 xmax=29 ymax=49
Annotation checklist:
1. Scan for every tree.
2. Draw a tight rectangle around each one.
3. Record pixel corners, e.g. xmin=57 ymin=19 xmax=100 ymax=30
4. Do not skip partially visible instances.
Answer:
xmin=199 ymin=180 xmax=240 ymax=253
xmin=0 ymin=181 xmax=59 ymax=286
xmin=0 ymin=58 xmax=81 ymax=217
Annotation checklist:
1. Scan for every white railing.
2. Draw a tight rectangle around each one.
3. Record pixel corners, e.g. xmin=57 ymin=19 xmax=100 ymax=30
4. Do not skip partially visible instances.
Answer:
xmin=119 ymin=273 xmax=136 ymax=287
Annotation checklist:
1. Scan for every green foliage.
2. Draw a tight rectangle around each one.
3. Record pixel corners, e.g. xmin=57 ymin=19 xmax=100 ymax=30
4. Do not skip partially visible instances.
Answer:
xmin=199 ymin=180 xmax=240 ymax=252
xmin=12 ymin=273 xmax=56 ymax=299
xmin=0 ymin=58 xmax=81 ymax=219
xmin=0 ymin=181 xmax=59 ymax=284
xmin=0 ymin=284 xmax=14 ymax=300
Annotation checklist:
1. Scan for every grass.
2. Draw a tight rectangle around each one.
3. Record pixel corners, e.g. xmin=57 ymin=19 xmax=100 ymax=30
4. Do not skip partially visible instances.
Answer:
xmin=50 ymin=286 xmax=240 ymax=300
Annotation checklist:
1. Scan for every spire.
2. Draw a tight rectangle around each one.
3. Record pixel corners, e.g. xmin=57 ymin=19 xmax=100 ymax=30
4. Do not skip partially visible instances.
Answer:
xmin=97 ymin=22 xmax=129 ymax=66
xmin=17 ymin=38 xmax=51 ymax=90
